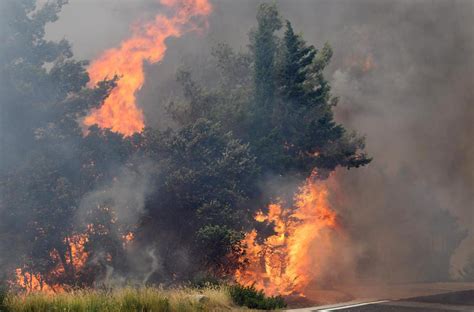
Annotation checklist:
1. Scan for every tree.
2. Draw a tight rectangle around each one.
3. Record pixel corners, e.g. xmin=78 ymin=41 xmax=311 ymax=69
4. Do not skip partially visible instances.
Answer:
xmin=139 ymin=120 xmax=258 ymax=279
xmin=0 ymin=0 xmax=127 ymax=289
xmin=262 ymin=19 xmax=371 ymax=176
xmin=173 ymin=4 xmax=371 ymax=178
xmin=278 ymin=21 xmax=317 ymax=105
xmin=249 ymin=3 xmax=282 ymax=136
xmin=162 ymin=3 xmax=372 ymax=279
xmin=0 ymin=0 xmax=84 ymax=171
xmin=0 ymin=0 xmax=372 ymax=288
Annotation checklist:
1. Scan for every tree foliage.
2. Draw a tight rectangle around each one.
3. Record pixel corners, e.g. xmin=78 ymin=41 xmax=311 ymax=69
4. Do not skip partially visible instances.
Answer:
xmin=137 ymin=120 xmax=257 ymax=278
xmin=0 ymin=0 xmax=122 ymax=287
xmin=173 ymin=3 xmax=371 ymax=178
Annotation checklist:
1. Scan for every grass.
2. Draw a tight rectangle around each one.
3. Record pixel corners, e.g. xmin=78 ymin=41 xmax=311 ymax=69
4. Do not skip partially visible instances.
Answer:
xmin=2 ymin=286 xmax=240 ymax=312
xmin=2 ymin=284 xmax=287 ymax=311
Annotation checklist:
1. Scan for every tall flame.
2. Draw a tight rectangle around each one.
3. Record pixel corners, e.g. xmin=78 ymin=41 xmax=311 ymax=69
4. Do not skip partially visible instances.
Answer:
xmin=236 ymin=176 xmax=341 ymax=296
xmin=84 ymin=0 xmax=213 ymax=136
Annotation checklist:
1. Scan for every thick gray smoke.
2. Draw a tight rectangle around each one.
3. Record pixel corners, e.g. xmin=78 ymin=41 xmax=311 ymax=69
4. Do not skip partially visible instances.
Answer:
xmin=306 ymin=0 xmax=474 ymax=280
xmin=78 ymin=161 xmax=154 ymax=227
xmin=46 ymin=0 xmax=473 ymax=283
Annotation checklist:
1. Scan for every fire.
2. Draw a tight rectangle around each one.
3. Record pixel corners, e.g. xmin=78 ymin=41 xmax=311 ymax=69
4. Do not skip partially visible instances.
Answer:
xmin=83 ymin=0 xmax=213 ymax=136
xmin=13 ymin=226 xmax=139 ymax=293
xmin=14 ymin=233 xmax=89 ymax=293
xmin=122 ymin=231 xmax=135 ymax=248
xmin=14 ymin=269 xmax=58 ymax=294
xmin=236 ymin=176 xmax=341 ymax=296
xmin=64 ymin=233 xmax=89 ymax=271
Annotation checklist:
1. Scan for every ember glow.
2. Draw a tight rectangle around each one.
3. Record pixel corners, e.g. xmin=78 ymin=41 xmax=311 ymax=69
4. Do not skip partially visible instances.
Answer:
xmin=122 ymin=231 xmax=135 ymax=248
xmin=83 ymin=0 xmax=213 ymax=136
xmin=236 ymin=175 xmax=341 ymax=296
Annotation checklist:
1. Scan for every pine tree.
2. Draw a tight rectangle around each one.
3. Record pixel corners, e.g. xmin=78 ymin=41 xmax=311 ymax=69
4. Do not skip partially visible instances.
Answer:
xmin=279 ymin=21 xmax=316 ymax=106
xmin=250 ymin=3 xmax=282 ymax=132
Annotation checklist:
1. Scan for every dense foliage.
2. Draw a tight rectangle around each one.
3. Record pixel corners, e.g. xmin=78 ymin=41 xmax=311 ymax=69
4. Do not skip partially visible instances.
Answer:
xmin=0 ymin=1 xmax=370 ymax=289
xmin=171 ymin=4 xmax=370 ymax=177
xmin=229 ymin=284 xmax=286 ymax=310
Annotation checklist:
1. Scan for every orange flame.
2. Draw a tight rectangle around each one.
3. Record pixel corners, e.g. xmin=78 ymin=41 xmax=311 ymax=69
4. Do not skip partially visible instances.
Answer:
xmin=14 ymin=233 xmax=89 ymax=293
xmin=83 ymin=0 xmax=213 ymax=136
xmin=236 ymin=176 xmax=341 ymax=296
xmin=14 ymin=269 xmax=59 ymax=294
xmin=64 ymin=233 xmax=89 ymax=271
xmin=122 ymin=231 xmax=135 ymax=248
xmin=13 ymin=226 xmax=139 ymax=293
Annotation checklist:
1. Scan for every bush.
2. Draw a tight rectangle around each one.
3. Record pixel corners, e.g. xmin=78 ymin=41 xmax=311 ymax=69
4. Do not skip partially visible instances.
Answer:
xmin=0 ymin=287 xmax=7 ymax=312
xmin=191 ymin=273 xmax=222 ymax=289
xmin=228 ymin=284 xmax=286 ymax=310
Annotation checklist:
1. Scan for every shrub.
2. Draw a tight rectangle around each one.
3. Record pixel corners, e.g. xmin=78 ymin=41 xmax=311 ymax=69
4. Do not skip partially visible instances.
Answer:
xmin=228 ymin=284 xmax=286 ymax=310
xmin=0 ymin=287 xmax=7 ymax=312
xmin=191 ymin=273 xmax=222 ymax=289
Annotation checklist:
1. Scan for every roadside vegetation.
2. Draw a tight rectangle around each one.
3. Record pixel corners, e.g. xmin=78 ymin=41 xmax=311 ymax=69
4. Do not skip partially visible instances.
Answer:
xmin=0 ymin=285 xmax=286 ymax=311
xmin=229 ymin=284 xmax=286 ymax=310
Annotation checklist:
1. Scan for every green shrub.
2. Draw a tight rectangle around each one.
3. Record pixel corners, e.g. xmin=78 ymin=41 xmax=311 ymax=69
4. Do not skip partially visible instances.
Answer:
xmin=191 ymin=273 xmax=222 ymax=289
xmin=228 ymin=284 xmax=286 ymax=310
xmin=0 ymin=287 xmax=7 ymax=312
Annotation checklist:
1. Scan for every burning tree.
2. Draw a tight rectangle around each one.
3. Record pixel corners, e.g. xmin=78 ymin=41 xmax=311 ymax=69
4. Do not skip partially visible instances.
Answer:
xmin=0 ymin=0 xmax=373 ymax=296
xmin=166 ymin=3 xmax=371 ymax=295
xmin=0 ymin=0 xmax=131 ymax=292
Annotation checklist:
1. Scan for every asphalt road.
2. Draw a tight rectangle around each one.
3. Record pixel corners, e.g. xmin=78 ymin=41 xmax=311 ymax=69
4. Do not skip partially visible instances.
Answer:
xmin=316 ymin=290 xmax=474 ymax=311
xmin=287 ymin=284 xmax=474 ymax=312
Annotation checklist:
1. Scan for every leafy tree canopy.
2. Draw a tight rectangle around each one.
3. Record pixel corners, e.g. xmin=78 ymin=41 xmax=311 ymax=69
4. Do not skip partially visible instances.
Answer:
xmin=171 ymin=3 xmax=371 ymax=179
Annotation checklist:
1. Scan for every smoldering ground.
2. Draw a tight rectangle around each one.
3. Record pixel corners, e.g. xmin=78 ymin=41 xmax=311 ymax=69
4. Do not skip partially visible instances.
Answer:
xmin=7 ymin=0 xmax=474 ymax=288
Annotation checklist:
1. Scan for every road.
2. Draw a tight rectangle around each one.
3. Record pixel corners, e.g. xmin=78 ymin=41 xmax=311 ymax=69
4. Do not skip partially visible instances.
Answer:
xmin=287 ymin=283 xmax=474 ymax=312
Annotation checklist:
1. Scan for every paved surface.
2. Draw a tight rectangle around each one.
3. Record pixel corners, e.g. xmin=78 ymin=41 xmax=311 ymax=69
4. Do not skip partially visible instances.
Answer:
xmin=287 ymin=284 xmax=474 ymax=312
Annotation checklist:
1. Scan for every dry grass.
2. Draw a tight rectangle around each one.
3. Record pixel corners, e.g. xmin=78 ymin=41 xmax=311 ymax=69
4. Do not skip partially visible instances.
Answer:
xmin=3 ymin=286 xmax=250 ymax=312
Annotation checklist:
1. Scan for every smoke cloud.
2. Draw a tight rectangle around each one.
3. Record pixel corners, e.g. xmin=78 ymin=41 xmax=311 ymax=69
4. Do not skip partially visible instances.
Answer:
xmin=78 ymin=160 xmax=154 ymax=227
